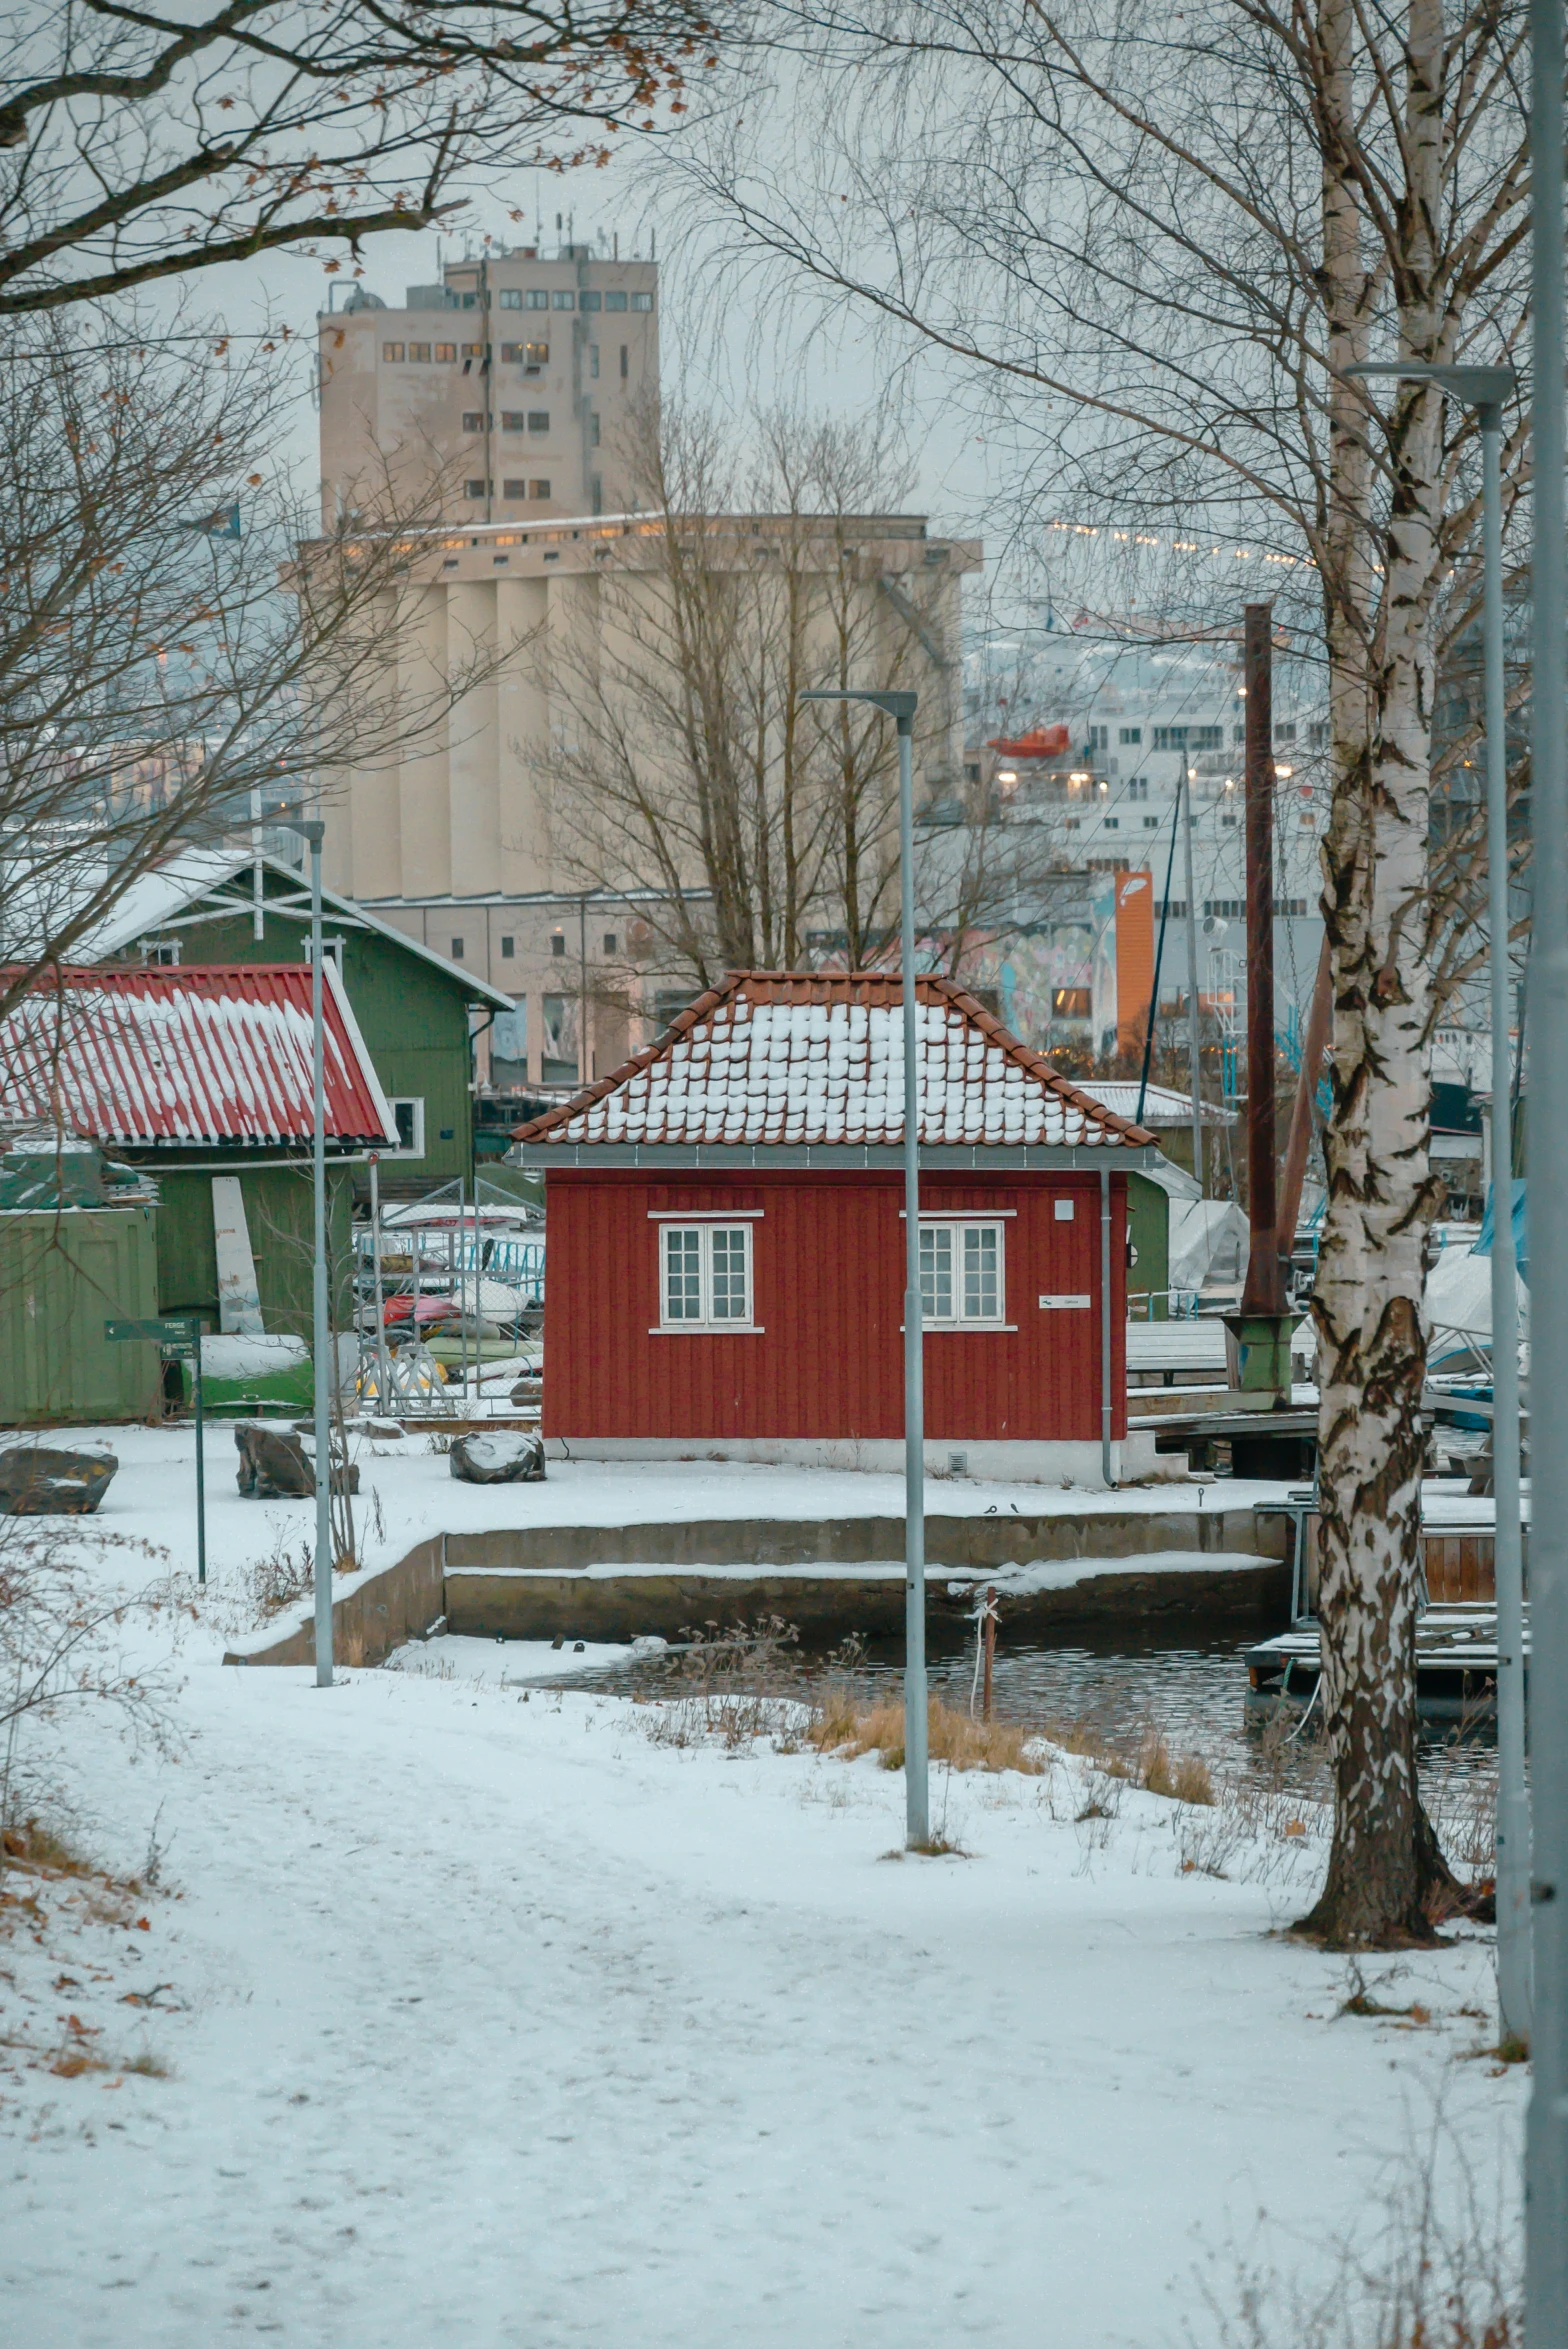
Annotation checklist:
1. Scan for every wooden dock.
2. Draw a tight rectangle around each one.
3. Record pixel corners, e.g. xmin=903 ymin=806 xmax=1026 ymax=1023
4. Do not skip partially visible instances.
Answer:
xmin=1245 ymin=1603 xmax=1525 ymax=1720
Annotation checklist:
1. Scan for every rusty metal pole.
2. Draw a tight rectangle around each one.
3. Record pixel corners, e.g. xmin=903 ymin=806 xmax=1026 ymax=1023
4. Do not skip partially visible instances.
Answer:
xmin=1275 ymin=931 xmax=1332 ymax=1267
xmin=1240 ymin=604 xmax=1284 ymax=1316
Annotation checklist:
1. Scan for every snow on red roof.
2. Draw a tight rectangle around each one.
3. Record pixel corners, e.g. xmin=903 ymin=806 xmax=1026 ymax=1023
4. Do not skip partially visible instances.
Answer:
xmin=0 ymin=964 xmax=395 ymax=1148
xmin=515 ymin=972 xmax=1156 ymax=1152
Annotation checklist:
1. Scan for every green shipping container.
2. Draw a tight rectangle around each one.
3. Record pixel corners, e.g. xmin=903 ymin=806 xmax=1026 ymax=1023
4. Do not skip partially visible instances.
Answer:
xmin=0 ymin=1206 xmax=162 ymax=1426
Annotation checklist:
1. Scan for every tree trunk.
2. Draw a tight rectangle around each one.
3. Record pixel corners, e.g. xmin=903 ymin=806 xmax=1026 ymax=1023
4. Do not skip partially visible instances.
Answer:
xmin=1298 ymin=0 xmax=1458 ymax=1946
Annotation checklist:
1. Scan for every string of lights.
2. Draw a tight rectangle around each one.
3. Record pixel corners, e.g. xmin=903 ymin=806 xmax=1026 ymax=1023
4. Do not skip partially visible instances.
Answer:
xmin=1045 ymin=518 xmax=1313 ymax=567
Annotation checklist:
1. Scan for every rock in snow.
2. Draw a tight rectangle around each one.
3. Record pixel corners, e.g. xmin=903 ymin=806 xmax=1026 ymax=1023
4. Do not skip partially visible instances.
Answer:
xmin=0 ymin=1443 xmax=117 ymax=1514
xmin=234 ymin=1423 xmax=315 ymax=1498
xmin=449 ymin=1431 xmax=546 ymax=1484
xmin=234 ymin=1423 xmax=363 ymax=1497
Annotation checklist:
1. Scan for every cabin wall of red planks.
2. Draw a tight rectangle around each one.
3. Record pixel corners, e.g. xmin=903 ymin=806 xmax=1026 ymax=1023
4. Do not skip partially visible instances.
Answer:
xmin=541 ymin=1169 xmax=1128 ymax=1442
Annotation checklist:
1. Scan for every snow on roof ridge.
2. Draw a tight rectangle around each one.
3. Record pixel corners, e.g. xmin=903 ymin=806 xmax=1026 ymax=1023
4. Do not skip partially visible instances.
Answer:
xmin=513 ymin=970 xmax=1157 ymax=1151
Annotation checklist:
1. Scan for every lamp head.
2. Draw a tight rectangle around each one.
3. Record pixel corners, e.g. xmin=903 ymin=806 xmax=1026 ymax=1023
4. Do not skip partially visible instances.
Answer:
xmin=265 ymin=808 xmax=325 ymax=846
xmin=801 ymin=686 xmax=918 ymax=733
xmin=1347 ymin=360 xmax=1515 ymax=417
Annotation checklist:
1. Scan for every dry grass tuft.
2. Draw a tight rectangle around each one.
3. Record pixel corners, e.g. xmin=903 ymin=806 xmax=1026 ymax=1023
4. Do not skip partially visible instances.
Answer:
xmin=121 ymin=2049 xmax=171 ymax=2079
xmin=2 ymin=1815 xmax=94 ymax=1876
xmin=1101 ymin=1728 xmax=1216 ymax=1804
xmin=242 ymin=1527 xmax=316 ymax=1621
xmin=808 ymin=1692 xmax=1048 ymax=1775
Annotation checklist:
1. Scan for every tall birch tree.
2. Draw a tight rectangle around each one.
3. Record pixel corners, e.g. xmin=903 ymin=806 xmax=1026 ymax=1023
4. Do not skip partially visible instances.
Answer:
xmin=678 ymin=0 xmax=1531 ymax=1943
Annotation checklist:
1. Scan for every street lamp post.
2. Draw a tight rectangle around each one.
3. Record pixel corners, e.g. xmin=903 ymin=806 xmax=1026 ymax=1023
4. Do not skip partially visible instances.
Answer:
xmin=802 ymin=686 xmax=927 ymax=1847
xmin=1525 ymin=0 xmax=1568 ymax=2324
xmin=1349 ymin=359 xmax=1528 ymax=2050
xmin=277 ymin=814 xmax=334 ymax=1691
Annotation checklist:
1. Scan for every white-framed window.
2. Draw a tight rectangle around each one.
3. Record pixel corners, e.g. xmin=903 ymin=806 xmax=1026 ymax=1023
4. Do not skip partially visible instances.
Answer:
xmin=920 ymin=1220 xmax=1006 ymax=1328
xmin=140 ymin=938 xmax=181 ymax=965
xmin=659 ymin=1223 xmax=754 ymax=1330
xmin=384 ymin=1098 xmax=425 ymax=1158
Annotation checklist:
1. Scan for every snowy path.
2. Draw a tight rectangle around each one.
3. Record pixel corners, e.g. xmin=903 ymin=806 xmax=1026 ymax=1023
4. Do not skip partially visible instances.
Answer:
xmin=3 ymin=1647 xmax=1523 ymax=2348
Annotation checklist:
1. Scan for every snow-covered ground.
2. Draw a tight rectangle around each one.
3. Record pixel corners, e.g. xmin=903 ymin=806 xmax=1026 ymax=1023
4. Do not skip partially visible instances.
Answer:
xmin=0 ymin=1427 xmax=1522 ymax=2344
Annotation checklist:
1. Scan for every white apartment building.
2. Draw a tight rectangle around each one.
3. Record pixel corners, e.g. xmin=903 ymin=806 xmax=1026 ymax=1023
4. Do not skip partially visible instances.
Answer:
xmin=318 ymin=242 xmax=659 ymax=529
xmin=961 ymin=640 xmax=1329 ymax=1059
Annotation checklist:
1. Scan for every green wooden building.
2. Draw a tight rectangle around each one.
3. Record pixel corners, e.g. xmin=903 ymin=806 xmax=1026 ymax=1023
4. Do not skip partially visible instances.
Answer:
xmin=0 ymin=960 xmax=400 ymax=1360
xmin=69 ymin=847 xmax=512 ymax=1333
xmin=84 ymin=849 xmax=511 ymax=1191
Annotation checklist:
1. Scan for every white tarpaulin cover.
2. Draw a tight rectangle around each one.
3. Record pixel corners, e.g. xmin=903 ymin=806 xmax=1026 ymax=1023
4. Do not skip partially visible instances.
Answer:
xmin=1168 ymin=1198 xmax=1250 ymax=1292
xmin=1425 ymin=1240 xmax=1528 ymax=1341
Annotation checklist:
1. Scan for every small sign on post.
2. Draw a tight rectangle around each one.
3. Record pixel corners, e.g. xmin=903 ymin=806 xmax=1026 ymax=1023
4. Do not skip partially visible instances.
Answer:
xmin=105 ymin=1315 xmax=206 ymax=1586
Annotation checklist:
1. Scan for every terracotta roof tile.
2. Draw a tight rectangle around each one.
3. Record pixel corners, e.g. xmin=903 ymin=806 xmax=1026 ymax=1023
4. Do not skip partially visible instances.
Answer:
xmin=514 ymin=972 xmax=1155 ymax=1151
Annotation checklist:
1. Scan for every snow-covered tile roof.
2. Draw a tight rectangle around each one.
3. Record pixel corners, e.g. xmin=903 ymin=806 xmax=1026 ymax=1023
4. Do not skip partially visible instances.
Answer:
xmin=0 ymin=964 xmax=395 ymax=1148
xmin=515 ymin=973 xmax=1156 ymax=1152
xmin=1072 ymin=1080 xmax=1237 ymax=1129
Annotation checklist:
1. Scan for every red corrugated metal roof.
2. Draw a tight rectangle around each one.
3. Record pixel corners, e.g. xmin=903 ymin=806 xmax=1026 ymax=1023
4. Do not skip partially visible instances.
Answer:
xmin=0 ymin=964 xmax=395 ymax=1147
xmin=514 ymin=971 xmax=1157 ymax=1151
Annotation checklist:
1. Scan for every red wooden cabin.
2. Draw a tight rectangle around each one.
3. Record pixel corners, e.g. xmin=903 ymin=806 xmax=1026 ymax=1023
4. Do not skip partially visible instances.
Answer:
xmin=513 ymin=973 xmax=1158 ymax=1485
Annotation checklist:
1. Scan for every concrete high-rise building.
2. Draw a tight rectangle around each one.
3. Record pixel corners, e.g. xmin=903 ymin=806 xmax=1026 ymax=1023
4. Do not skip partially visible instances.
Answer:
xmin=314 ymin=511 xmax=980 ymax=1095
xmin=312 ymin=243 xmax=983 ymax=1103
xmin=318 ymin=243 xmax=658 ymax=529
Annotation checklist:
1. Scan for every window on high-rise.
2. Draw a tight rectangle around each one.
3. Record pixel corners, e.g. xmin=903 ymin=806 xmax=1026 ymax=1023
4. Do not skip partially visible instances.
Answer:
xmin=529 ymin=479 xmax=550 ymax=499
xmin=589 ymin=344 xmax=599 ymax=379
xmin=590 ymin=412 xmax=601 ymax=446
xmin=620 ymin=344 xmax=629 ymax=379
xmin=408 ymin=342 xmax=431 ymax=362
xmin=503 ymin=478 xmax=527 ymax=497
xmin=465 ymin=479 xmax=488 ymax=499
xmin=605 ymin=289 xmax=628 ymax=312
xmin=527 ymin=411 xmax=549 ymax=433
xmin=581 ymin=290 xmax=602 ymax=311
xmin=498 ymin=288 xmax=522 ymax=309
xmin=462 ymin=411 xmax=490 ymax=432
xmin=434 ymin=343 xmax=456 ymax=363
xmin=553 ymin=290 xmax=574 ymax=310
xmin=382 ymin=342 xmax=404 ymax=362
xmin=526 ymin=289 xmax=549 ymax=309
xmin=631 ymin=291 xmax=653 ymax=311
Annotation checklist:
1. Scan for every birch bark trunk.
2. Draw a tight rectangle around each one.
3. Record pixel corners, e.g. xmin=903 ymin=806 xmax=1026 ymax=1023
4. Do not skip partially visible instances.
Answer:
xmin=1299 ymin=0 xmax=1461 ymax=1945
